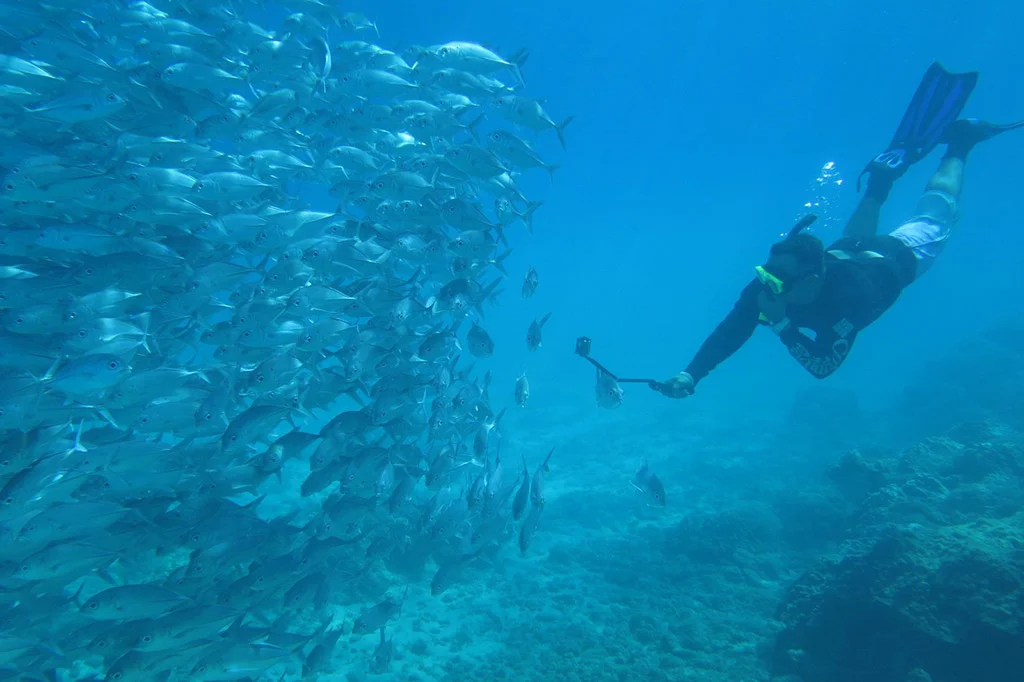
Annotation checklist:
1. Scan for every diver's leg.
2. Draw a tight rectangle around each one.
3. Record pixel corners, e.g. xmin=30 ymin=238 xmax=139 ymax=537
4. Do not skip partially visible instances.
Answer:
xmin=843 ymin=178 xmax=890 ymax=238
xmin=924 ymin=155 xmax=964 ymax=199
xmin=884 ymin=118 xmax=1019 ymax=278
xmin=927 ymin=117 xmax=1024 ymax=199
xmin=886 ymin=152 xmax=964 ymax=278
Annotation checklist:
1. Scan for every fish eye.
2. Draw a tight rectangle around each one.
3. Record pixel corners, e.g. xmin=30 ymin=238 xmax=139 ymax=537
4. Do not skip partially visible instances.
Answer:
xmin=4 ymin=184 xmax=13 ymax=191
xmin=106 ymin=93 xmax=117 ymax=102
xmin=107 ymin=360 xmax=119 ymax=370
xmin=77 ymin=330 xmax=87 ymax=338
xmin=195 ymin=182 xmax=204 ymax=191
xmin=112 ymin=672 xmax=122 ymax=680
xmin=88 ymin=602 xmax=98 ymax=610
xmin=142 ymin=635 xmax=152 ymax=643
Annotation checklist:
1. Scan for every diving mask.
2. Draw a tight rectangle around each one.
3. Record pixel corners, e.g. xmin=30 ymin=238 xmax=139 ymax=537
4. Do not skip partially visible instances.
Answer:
xmin=754 ymin=265 xmax=786 ymax=295
xmin=755 ymin=214 xmax=821 ymax=296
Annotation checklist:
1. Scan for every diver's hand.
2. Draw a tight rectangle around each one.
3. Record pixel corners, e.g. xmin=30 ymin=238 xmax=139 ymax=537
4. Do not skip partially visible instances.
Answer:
xmin=651 ymin=372 xmax=694 ymax=399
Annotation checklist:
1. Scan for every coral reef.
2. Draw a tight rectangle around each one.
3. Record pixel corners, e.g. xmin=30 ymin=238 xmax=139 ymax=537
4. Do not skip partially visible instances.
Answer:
xmin=771 ymin=422 xmax=1024 ymax=682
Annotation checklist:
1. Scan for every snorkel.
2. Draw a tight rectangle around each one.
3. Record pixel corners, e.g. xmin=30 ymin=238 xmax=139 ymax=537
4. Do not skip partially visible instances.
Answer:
xmin=755 ymin=214 xmax=822 ymax=295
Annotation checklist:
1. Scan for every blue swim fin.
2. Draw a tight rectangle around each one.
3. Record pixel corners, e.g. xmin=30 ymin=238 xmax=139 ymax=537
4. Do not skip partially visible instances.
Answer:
xmin=857 ymin=62 xmax=978 ymax=191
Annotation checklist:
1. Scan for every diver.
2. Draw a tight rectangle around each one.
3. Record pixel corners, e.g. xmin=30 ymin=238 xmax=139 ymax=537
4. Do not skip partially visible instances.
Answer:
xmin=655 ymin=62 xmax=1023 ymax=399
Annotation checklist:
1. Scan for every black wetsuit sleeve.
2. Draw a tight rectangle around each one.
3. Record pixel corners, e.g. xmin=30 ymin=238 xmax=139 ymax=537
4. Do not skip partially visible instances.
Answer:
xmin=684 ymin=281 xmax=760 ymax=384
xmin=778 ymin=324 xmax=857 ymax=379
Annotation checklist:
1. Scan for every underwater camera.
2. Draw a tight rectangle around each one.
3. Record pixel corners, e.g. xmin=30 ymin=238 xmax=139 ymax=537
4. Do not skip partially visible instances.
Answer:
xmin=574 ymin=336 xmax=592 ymax=358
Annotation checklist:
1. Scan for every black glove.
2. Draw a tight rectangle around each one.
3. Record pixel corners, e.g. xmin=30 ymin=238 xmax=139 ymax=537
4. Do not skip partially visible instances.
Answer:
xmin=650 ymin=371 xmax=694 ymax=399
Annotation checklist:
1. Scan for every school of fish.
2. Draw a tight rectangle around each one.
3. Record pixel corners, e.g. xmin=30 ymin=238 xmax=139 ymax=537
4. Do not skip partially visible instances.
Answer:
xmin=0 ymin=0 xmax=570 ymax=679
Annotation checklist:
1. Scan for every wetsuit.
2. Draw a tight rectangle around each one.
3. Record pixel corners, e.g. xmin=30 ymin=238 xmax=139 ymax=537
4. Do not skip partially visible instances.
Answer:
xmin=685 ymin=235 xmax=918 ymax=382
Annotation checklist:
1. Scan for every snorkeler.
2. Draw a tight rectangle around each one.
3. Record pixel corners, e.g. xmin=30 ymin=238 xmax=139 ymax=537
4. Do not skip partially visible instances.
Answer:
xmin=655 ymin=62 xmax=1024 ymax=399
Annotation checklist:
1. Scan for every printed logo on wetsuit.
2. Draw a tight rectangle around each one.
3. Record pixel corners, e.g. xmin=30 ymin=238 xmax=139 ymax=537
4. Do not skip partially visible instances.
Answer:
xmin=833 ymin=318 xmax=854 ymax=338
xmin=788 ymin=337 xmax=851 ymax=379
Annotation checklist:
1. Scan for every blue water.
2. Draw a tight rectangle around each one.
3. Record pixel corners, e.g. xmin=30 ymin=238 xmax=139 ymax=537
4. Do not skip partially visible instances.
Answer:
xmin=5 ymin=1 xmax=1024 ymax=680
xmin=360 ymin=3 xmax=1024 ymax=681
xmin=368 ymin=0 xmax=1024 ymax=419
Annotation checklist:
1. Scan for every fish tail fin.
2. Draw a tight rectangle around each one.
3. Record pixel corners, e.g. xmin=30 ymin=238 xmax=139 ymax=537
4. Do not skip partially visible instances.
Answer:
xmin=493 ymin=248 xmax=512 ymax=275
xmin=541 ymin=447 xmax=554 ymax=472
xmin=134 ymin=310 xmax=153 ymax=354
xmin=465 ymin=113 xmax=486 ymax=143
xmin=69 ymin=419 xmax=88 ymax=454
xmin=509 ymin=49 xmax=529 ymax=87
xmin=486 ymin=287 xmax=504 ymax=308
xmin=521 ymin=200 xmax=543 ymax=234
xmin=510 ymin=47 xmax=531 ymax=69
xmin=33 ymin=356 xmax=62 ymax=384
xmin=69 ymin=581 xmax=87 ymax=608
xmin=539 ymin=311 xmax=552 ymax=328
xmin=95 ymin=561 xmax=118 ymax=585
xmin=545 ymin=163 xmax=560 ymax=183
xmin=556 ymin=115 xmax=575 ymax=150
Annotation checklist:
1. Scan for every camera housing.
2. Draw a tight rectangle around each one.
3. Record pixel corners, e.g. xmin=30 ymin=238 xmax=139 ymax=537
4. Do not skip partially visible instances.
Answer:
xmin=574 ymin=336 xmax=592 ymax=357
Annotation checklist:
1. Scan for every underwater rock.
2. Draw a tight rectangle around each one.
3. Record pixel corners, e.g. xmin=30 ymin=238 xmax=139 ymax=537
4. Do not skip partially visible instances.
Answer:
xmin=773 ymin=488 xmax=851 ymax=551
xmin=948 ymin=441 xmax=1024 ymax=482
xmin=826 ymin=448 xmax=889 ymax=501
xmin=945 ymin=418 xmax=1003 ymax=447
xmin=904 ymin=669 xmax=934 ymax=682
xmin=665 ymin=504 xmax=783 ymax=563
xmin=897 ymin=436 xmax=964 ymax=476
xmin=771 ymin=514 xmax=1024 ymax=682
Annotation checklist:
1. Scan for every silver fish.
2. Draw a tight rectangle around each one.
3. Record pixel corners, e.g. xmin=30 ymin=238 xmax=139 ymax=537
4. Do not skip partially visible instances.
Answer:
xmin=514 ymin=370 xmax=530 ymax=407
xmin=526 ymin=312 xmax=551 ymax=351
xmin=521 ymin=265 xmax=539 ymax=298
xmin=466 ymin=320 xmax=495 ymax=357
xmin=0 ymin=5 xmax=569 ymax=680
xmin=632 ymin=457 xmax=667 ymax=506
xmin=596 ymin=368 xmax=624 ymax=409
